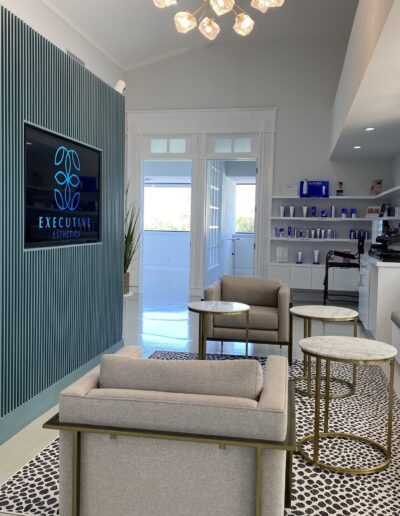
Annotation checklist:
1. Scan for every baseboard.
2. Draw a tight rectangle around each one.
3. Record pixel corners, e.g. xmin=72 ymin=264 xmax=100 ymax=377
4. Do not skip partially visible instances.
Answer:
xmin=0 ymin=340 xmax=123 ymax=446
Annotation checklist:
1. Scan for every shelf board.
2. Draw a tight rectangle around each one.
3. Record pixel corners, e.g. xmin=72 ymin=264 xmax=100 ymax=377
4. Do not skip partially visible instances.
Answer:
xmin=271 ymin=195 xmax=373 ymax=200
xmin=269 ymin=262 xmax=325 ymax=268
xmin=271 ymin=238 xmax=369 ymax=243
xmin=271 ymin=217 xmax=371 ymax=222
xmin=272 ymin=185 xmax=400 ymax=201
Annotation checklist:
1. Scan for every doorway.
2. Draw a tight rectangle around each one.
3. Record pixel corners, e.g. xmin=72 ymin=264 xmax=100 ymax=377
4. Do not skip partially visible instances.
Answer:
xmin=204 ymin=159 xmax=257 ymax=289
xmin=142 ymin=160 xmax=192 ymax=304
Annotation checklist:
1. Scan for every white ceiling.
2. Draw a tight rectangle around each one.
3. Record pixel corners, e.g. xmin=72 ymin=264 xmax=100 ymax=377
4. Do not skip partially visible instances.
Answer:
xmin=331 ymin=2 xmax=400 ymax=160
xmin=41 ymin=0 xmax=358 ymax=70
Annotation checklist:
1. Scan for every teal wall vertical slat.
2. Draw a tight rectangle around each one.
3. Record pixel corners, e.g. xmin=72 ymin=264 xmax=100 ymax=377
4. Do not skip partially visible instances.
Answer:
xmin=0 ymin=7 xmax=124 ymax=421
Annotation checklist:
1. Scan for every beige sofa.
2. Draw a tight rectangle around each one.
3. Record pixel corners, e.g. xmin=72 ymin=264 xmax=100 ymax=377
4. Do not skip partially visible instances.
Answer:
xmin=56 ymin=348 xmax=292 ymax=516
xmin=205 ymin=275 xmax=291 ymax=363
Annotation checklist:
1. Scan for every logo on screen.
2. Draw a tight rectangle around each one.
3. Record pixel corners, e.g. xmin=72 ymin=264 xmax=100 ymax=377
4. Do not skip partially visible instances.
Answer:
xmin=54 ymin=146 xmax=81 ymax=211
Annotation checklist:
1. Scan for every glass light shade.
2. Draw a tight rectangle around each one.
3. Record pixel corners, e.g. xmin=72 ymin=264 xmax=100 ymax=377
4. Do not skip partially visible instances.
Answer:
xmin=174 ymin=12 xmax=197 ymax=34
xmin=233 ymin=13 xmax=255 ymax=36
xmin=250 ymin=0 xmax=270 ymax=13
xmin=210 ymin=0 xmax=235 ymax=16
xmin=153 ymin=0 xmax=177 ymax=8
xmin=198 ymin=17 xmax=220 ymax=40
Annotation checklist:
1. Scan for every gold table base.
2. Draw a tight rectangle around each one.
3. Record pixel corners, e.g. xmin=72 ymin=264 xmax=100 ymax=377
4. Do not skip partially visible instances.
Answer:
xmin=300 ymin=354 xmax=395 ymax=475
xmin=298 ymin=432 xmax=391 ymax=475
xmin=292 ymin=315 xmax=358 ymax=400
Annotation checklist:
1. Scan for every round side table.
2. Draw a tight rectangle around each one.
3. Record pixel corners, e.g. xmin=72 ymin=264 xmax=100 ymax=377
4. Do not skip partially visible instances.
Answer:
xmin=188 ymin=301 xmax=250 ymax=359
xmin=290 ymin=305 xmax=358 ymax=398
xmin=298 ymin=336 xmax=397 ymax=475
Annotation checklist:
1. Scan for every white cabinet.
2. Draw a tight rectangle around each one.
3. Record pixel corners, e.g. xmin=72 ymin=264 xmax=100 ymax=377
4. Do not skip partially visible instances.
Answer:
xmin=358 ymin=256 xmax=400 ymax=343
xmin=333 ymin=268 xmax=359 ymax=292
xmin=290 ymin=266 xmax=311 ymax=289
xmin=268 ymin=265 xmax=290 ymax=284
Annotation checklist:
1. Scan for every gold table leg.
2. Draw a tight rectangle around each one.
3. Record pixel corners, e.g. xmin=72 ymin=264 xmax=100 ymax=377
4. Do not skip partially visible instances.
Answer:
xmin=198 ymin=313 xmax=206 ymax=360
xmin=72 ymin=430 xmax=81 ymax=516
xmin=298 ymin=357 xmax=394 ymax=475
xmin=255 ymin=447 xmax=262 ymax=516
xmin=245 ymin=311 xmax=249 ymax=358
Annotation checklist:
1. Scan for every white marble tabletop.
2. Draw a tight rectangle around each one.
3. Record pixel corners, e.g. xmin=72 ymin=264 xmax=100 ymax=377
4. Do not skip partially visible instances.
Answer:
xmin=300 ymin=336 xmax=397 ymax=362
xmin=290 ymin=305 xmax=358 ymax=320
xmin=188 ymin=301 xmax=250 ymax=314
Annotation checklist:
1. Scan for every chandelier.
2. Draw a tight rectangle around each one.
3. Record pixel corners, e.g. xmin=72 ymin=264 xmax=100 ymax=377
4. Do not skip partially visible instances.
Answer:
xmin=153 ymin=0 xmax=285 ymax=40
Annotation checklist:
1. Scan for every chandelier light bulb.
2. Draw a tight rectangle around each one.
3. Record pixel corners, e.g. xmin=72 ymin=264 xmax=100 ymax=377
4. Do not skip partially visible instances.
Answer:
xmin=174 ymin=12 xmax=198 ymax=33
xmin=153 ymin=0 xmax=177 ymax=8
xmin=266 ymin=0 xmax=285 ymax=6
xmin=198 ymin=17 xmax=221 ymax=40
xmin=250 ymin=0 xmax=270 ymax=14
xmin=233 ymin=13 xmax=255 ymax=36
xmin=210 ymin=0 xmax=235 ymax=16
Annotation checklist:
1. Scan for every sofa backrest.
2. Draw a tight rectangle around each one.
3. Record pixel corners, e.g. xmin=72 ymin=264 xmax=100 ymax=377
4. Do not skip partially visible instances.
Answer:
xmin=221 ymin=275 xmax=281 ymax=307
xmin=99 ymin=356 xmax=264 ymax=400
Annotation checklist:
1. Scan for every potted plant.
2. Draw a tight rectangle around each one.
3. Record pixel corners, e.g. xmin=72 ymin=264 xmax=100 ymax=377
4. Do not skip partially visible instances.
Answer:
xmin=124 ymin=187 xmax=140 ymax=295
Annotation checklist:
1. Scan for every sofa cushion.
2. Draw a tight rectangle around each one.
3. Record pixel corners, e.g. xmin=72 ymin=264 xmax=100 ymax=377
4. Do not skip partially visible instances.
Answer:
xmin=221 ymin=275 xmax=281 ymax=307
xmin=99 ymin=356 xmax=264 ymax=400
xmin=214 ymin=305 xmax=278 ymax=330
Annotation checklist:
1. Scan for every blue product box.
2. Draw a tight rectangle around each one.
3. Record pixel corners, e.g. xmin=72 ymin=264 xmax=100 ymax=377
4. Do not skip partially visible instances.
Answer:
xmin=300 ymin=180 xmax=330 ymax=198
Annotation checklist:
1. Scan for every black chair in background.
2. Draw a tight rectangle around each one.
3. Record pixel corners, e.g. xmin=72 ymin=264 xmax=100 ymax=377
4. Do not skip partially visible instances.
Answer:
xmin=323 ymin=236 xmax=365 ymax=305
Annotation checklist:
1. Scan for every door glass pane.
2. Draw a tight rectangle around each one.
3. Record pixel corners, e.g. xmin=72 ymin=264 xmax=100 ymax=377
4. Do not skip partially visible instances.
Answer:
xmin=169 ymin=139 xmax=186 ymax=153
xmin=150 ymin=139 xmax=168 ymax=154
xmin=144 ymin=185 xmax=191 ymax=231
xmin=236 ymin=184 xmax=256 ymax=233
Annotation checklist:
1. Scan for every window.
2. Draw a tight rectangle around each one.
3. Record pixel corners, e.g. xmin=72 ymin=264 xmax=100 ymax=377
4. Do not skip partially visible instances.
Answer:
xmin=214 ymin=137 xmax=252 ymax=154
xmin=235 ymin=184 xmax=256 ymax=233
xmin=144 ymin=185 xmax=191 ymax=231
xmin=150 ymin=138 xmax=187 ymax=154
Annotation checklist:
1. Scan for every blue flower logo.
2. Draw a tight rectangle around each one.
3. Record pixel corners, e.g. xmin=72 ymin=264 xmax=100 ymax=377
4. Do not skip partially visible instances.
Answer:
xmin=54 ymin=146 xmax=81 ymax=211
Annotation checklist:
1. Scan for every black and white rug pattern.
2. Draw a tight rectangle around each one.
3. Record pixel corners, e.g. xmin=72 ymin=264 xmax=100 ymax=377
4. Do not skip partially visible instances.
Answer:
xmin=0 ymin=352 xmax=399 ymax=516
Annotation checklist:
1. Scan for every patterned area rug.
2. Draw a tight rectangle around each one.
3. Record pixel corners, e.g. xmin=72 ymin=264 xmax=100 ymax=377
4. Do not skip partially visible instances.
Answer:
xmin=0 ymin=352 xmax=399 ymax=516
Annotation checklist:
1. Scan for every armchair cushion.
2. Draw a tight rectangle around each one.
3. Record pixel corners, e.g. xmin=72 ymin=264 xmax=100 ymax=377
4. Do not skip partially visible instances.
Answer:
xmin=221 ymin=275 xmax=282 ymax=307
xmin=214 ymin=306 xmax=278 ymax=330
xmin=99 ymin=356 xmax=264 ymax=400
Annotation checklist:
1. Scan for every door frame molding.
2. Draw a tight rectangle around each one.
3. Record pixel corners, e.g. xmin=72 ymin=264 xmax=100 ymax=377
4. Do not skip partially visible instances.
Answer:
xmin=126 ymin=108 xmax=277 ymax=297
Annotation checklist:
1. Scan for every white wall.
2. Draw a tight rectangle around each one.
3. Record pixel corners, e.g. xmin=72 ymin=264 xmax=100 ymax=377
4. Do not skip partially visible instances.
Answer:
xmin=0 ymin=0 xmax=124 ymax=87
xmin=331 ymin=0 xmax=394 ymax=153
xmin=393 ymin=153 xmax=400 ymax=185
xmin=143 ymin=231 xmax=190 ymax=270
xmin=125 ymin=39 xmax=394 ymax=195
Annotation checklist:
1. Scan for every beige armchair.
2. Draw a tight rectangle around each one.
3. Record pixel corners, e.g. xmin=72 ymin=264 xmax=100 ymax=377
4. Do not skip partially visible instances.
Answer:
xmin=204 ymin=275 xmax=292 ymax=364
xmin=52 ymin=349 xmax=295 ymax=516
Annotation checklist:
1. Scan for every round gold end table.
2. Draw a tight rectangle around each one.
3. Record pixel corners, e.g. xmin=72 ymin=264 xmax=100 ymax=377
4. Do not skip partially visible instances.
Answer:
xmin=290 ymin=305 xmax=358 ymax=399
xmin=188 ymin=301 xmax=250 ymax=360
xmin=298 ymin=335 xmax=397 ymax=475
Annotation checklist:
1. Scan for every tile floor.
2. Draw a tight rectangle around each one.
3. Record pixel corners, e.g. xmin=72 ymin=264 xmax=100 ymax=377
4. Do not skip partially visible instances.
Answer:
xmin=1 ymin=284 xmax=400 ymax=515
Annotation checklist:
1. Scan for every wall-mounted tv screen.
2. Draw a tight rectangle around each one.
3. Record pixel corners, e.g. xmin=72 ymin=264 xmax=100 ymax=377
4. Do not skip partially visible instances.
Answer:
xmin=25 ymin=124 xmax=101 ymax=248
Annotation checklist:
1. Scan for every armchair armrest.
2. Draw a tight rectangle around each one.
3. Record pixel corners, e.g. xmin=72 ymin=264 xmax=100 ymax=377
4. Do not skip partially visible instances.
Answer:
xmin=204 ymin=281 xmax=221 ymax=301
xmin=204 ymin=281 xmax=221 ymax=339
xmin=278 ymin=283 xmax=290 ymax=342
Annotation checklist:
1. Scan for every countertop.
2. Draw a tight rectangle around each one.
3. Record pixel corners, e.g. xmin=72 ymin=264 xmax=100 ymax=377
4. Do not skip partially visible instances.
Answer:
xmin=361 ymin=253 xmax=400 ymax=268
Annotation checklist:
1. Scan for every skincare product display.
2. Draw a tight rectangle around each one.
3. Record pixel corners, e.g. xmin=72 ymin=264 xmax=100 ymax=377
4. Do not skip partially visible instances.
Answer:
xmin=274 ymin=226 xmax=342 ymax=239
xmin=313 ymin=249 xmax=320 ymax=265
xmin=276 ymin=247 xmax=289 ymax=263
xmin=277 ymin=203 xmax=361 ymax=219
xmin=300 ymin=180 xmax=329 ymax=198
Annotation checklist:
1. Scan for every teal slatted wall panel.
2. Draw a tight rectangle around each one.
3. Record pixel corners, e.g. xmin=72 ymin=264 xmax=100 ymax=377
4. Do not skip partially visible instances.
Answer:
xmin=0 ymin=7 xmax=124 ymax=418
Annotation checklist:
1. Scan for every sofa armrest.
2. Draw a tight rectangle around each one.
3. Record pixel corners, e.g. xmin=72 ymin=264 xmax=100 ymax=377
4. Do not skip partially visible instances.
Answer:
xmin=60 ymin=368 xmax=100 ymax=400
xmin=278 ymin=283 xmax=290 ymax=342
xmin=204 ymin=281 xmax=222 ymax=339
xmin=258 ymin=356 xmax=288 ymax=414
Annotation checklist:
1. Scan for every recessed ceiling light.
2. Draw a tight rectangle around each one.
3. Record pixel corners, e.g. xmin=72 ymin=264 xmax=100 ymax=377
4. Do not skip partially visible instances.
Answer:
xmin=353 ymin=145 xmax=362 ymax=150
xmin=364 ymin=127 xmax=376 ymax=132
